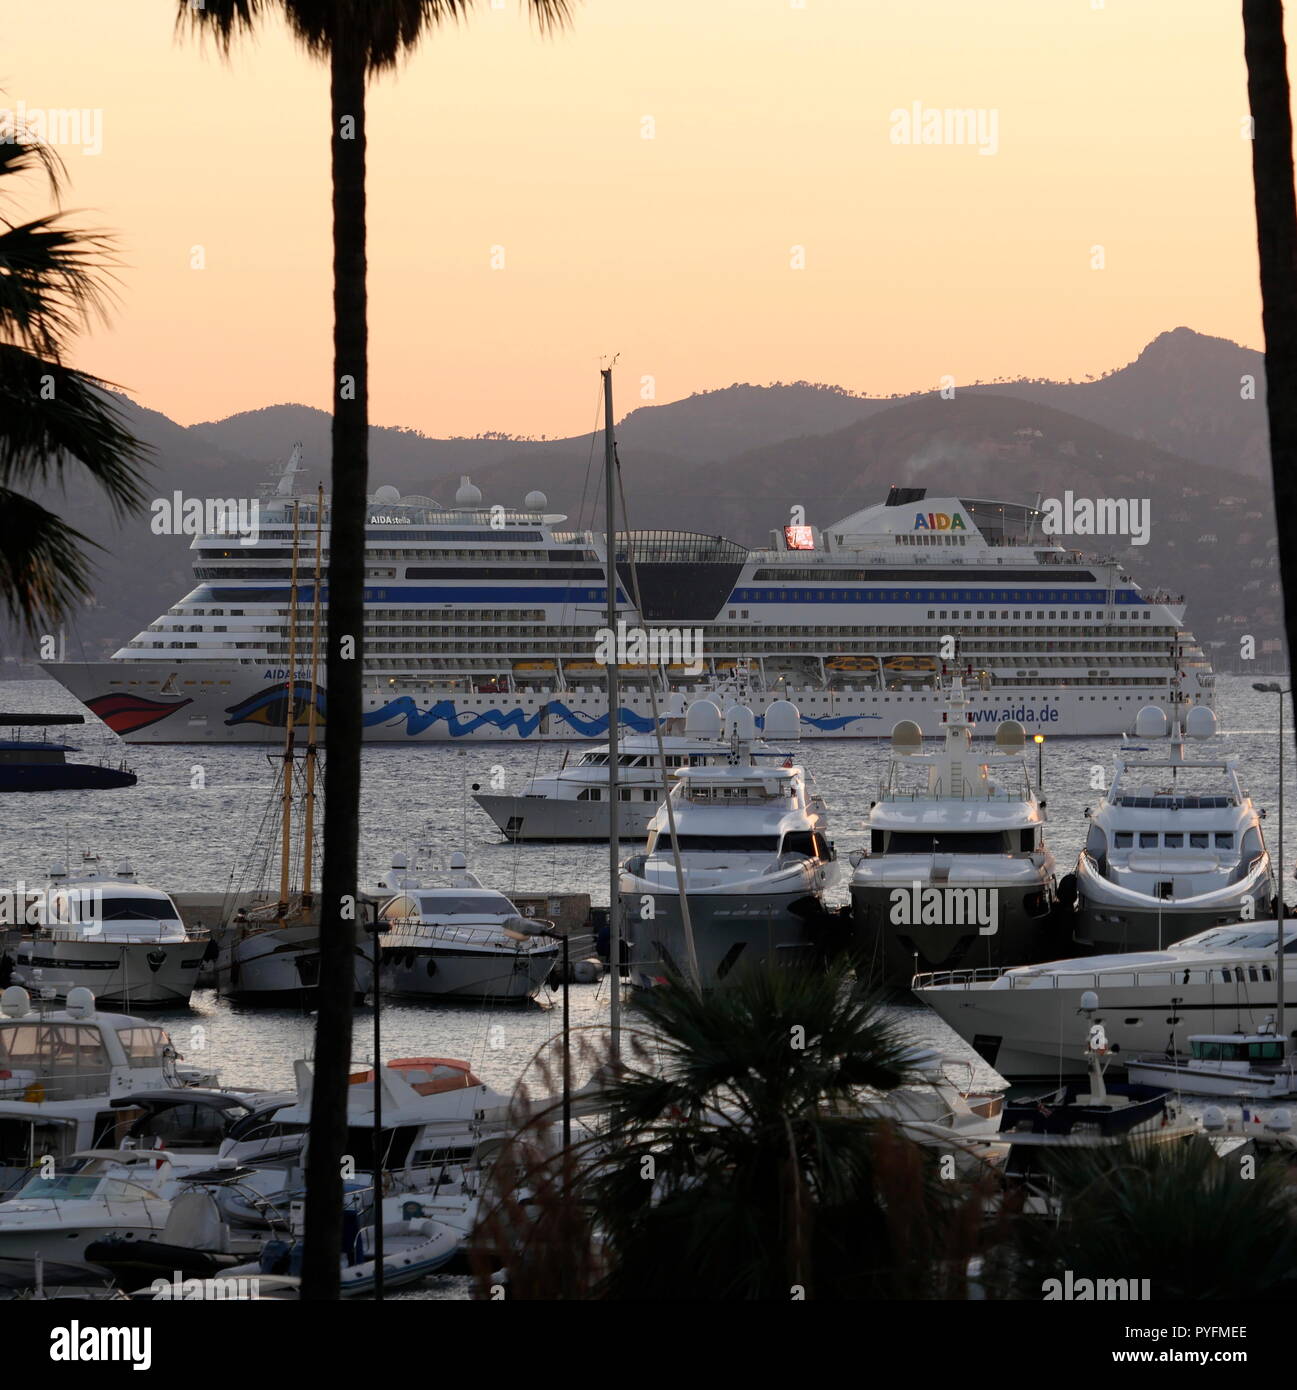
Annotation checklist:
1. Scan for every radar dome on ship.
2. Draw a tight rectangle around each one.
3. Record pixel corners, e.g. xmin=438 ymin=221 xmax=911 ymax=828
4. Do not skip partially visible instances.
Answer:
xmin=525 ymin=490 xmax=548 ymax=511
xmin=685 ymin=699 xmax=722 ymax=738
xmin=763 ymin=700 xmax=800 ymax=740
xmin=373 ymin=485 xmax=401 ymax=504
xmin=455 ymin=476 xmax=482 ymax=506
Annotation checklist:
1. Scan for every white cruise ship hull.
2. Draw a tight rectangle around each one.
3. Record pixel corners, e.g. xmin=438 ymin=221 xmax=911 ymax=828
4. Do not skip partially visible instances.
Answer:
xmin=15 ymin=937 xmax=206 ymax=1008
xmin=46 ymin=661 xmax=1205 ymax=745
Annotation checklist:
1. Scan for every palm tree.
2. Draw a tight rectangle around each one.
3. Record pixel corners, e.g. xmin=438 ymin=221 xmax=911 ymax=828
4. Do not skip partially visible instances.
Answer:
xmin=994 ymin=1137 xmax=1297 ymax=1300
xmin=479 ymin=965 xmax=991 ymax=1299
xmin=178 ymin=0 xmax=570 ymax=1300
xmin=1243 ymin=3 xmax=1297 ymax=727
xmin=0 ymin=132 xmax=148 ymax=636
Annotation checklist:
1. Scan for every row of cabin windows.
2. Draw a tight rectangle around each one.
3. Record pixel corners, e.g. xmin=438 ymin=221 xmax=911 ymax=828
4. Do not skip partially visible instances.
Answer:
xmin=577 ymin=788 xmax=660 ymax=802
xmin=644 ymin=831 xmax=831 ymax=857
xmin=1110 ymin=831 xmax=1237 ymax=850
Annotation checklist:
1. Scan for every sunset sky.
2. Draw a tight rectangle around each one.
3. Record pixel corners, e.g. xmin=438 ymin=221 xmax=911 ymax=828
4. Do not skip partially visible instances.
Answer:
xmin=4 ymin=0 xmax=1281 ymax=438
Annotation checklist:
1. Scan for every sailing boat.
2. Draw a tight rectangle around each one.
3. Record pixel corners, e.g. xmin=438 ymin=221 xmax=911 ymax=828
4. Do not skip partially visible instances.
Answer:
xmin=211 ymin=486 xmax=374 ymax=1005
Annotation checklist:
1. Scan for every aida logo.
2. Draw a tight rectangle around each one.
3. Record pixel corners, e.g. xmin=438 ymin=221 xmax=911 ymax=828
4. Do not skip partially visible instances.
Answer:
xmin=913 ymin=511 xmax=966 ymax=532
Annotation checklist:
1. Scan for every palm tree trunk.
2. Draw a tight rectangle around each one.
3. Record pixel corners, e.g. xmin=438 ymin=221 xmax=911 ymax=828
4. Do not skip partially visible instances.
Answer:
xmin=1245 ymin=2 xmax=1297 ymax=733
xmin=303 ymin=41 xmax=368 ymax=1301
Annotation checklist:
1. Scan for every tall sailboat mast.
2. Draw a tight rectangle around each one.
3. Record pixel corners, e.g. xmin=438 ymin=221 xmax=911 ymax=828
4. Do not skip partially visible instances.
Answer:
xmin=603 ymin=366 xmax=621 ymax=1059
xmin=277 ymin=499 xmax=302 ymax=922
xmin=301 ymin=485 xmax=325 ymax=909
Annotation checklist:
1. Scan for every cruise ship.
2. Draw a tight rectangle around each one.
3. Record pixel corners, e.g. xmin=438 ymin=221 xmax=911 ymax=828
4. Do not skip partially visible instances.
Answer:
xmin=43 ymin=458 xmax=1214 ymax=743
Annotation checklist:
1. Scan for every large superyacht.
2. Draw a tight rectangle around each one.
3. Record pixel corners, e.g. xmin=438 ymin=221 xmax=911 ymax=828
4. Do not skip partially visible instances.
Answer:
xmin=44 ymin=458 xmax=1213 ymax=743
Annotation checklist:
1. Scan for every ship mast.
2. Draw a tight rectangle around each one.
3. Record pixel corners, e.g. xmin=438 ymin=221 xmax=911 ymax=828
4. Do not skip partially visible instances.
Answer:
xmin=277 ymin=499 xmax=301 ymax=922
xmin=301 ymin=484 xmax=325 ymax=909
xmin=603 ymin=366 xmax=621 ymax=1060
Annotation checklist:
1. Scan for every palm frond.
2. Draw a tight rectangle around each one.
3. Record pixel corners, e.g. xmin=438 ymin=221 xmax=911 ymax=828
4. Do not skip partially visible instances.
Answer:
xmin=0 ymin=215 xmax=120 ymax=357
xmin=0 ymin=344 xmax=150 ymax=512
xmin=178 ymin=0 xmax=573 ymax=69
xmin=0 ymin=488 xmax=99 ymax=637
xmin=0 ymin=133 xmax=65 ymax=204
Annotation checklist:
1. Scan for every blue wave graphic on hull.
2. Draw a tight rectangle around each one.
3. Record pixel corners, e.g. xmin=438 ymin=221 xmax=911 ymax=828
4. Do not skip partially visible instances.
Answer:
xmin=362 ymin=698 xmax=662 ymax=738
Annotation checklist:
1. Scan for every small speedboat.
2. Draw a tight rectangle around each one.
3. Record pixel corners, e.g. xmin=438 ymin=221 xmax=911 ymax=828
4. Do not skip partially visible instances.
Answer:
xmin=1127 ymin=1018 xmax=1297 ymax=1098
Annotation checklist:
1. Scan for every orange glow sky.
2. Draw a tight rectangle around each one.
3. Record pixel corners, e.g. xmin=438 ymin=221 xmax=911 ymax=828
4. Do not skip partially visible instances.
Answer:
xmin=4 ymin=0 xmax=1278 ymax=438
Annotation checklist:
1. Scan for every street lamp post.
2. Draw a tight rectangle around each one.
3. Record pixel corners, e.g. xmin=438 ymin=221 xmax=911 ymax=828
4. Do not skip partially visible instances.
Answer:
xmin=1253 ymin=682 xmax=1289 ymax=1042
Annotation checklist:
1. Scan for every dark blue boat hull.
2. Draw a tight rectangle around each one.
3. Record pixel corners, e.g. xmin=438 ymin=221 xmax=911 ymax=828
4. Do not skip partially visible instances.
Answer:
xmin=0 ymin=764 xmax=137 ymax=791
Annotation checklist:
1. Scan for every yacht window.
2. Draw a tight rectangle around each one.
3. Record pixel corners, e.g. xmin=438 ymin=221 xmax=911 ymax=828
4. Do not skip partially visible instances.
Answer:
xmin=126 ymin=1101 xmax=248 ymax=1149
xmin=116 ymin=1027 xmax=170 ymax=1068
xmin=780 ymin=831 xmax=827 ymax=859
xmin=1250 ymin=1041 xmax=1284 ymax=1061
xmin=1113 ymin=832 xmax=1133 ymax=849
xmin=1189 ymin=833 xmax=1210 ymax=849
xmin=1138 ymin=833 xmax=1158 ymax=848
xmin=380 ymin=896 xmax=420 ymax=920
xmin=1163 ymin=833 xmax=1184 ymax=848
xmin=417 ymin=893 xmax=515 ymax=916
xmin=0 ymin=1023 xmax=111 ymax=1099
xmin=1197 ymin=1041 xmax=1223 ymax=1061
xmin=656 ymin=834 xmax=781 ymax=853
xmin=1019 ymin=828 xmax=1036 ymax=852
xmin=97 ymin=896 xmax=180 ymax=921
xmin=1215 ymin=833 xmax=1235 ymax=850
xmin=577 ymin=788 xmax=603 ymax=801
xmin=885 ymin=831 xmax=1008 ymax=854
xmin=871 ymin=829 xmax=886 ymax=854
xmin=619 ymin=788 xmax=634 ymax=801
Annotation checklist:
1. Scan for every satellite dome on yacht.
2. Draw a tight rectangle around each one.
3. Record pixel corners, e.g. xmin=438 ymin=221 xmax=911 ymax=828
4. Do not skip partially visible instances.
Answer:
xmin=454 ymin=476 xmax=482 ymax=507
xmin=524 ymin=490 xmax=548 ymax=511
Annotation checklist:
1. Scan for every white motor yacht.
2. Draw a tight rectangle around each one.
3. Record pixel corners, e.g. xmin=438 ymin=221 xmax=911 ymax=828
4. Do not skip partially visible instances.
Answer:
xmin=620 ymin=699 xmax=842 ymax=989
xmin=1126 ymin=1017 xmax=1297 ymax=1099
xmin=1066 ymin=704 xmax=1273 ymax=952
xmin=849 ymin=677 xmax=1059 ymax=989
xmin=13 ymin=858 xmax=209 ymax=1009
xmin=375 ymin=853 xmax=561 ymax=1002
xmin=913 ymin=919 xmax=1297 ymax=1080
xmin=0 ymin=985 xmax=220 ymax=1192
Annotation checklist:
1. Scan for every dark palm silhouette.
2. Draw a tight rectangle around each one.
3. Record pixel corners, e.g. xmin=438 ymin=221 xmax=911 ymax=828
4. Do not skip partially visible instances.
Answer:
xmin=1243 ymin=3 xmax=1297 ymax=705
xmin=478 ymin=964 xmax=990 ymax=1299
xmin=178 ymin=0 xmax=571 ymax=1300
xmin=0 ymin=133 xmax=147 ymax=635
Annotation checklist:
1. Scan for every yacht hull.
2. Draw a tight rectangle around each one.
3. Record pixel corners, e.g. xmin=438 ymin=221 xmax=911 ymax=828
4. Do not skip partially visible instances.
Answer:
xmin=850 ymin=880 xmax=1064 ymax=991
xmin=915 ymin=974 xmax=1294 ymax=1080
xmin=621 ymin=889 xmax=829 ymax=989
xmin=473 ymin=793 xmax=658 ymax=842
xmin=379 ymin=943 xmax=559 ymax=1001
xmin=1073 ymin=876 xmax=1273 ymax=954
xmin=211 ymin=921 xmax=374 ymax=1004
xmin=15 ymin=938 xmax=205 ymax=1008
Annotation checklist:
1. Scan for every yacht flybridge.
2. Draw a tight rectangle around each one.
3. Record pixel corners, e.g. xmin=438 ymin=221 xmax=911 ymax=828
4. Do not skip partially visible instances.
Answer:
xmin=850 ymin=677 xmax=1059 ymax=988
xmin=1068 ymin=703 xmax=1272 ymax=953
xmin=41 ymin=462 xmax=1213 ymax=743
xmin=620 ymin=699 xmax=842 ymax=989
xmin=472 ymin=694 xmax=786 ymax=842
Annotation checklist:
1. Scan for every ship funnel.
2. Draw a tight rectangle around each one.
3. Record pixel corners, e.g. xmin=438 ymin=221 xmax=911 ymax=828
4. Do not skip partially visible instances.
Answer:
xmin=1134 ymin=706 xmax=1170 ymax=739
xmin=994 ymin=720 xmax=1027 ymax=754
xmin=891 ymin=720 xmax=923 ymax=754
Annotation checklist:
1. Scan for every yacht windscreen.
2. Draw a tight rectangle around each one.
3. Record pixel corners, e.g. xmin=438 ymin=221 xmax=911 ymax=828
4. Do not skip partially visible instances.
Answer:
xmin=1190 ymin=927 xmax=1297 ymax=951
xmin=418 ymin=893 xmax=516 ymax=916
xmin=96 ymin=896 xmax=179 ymax=921
xmin=885 ymin=831 xmax=1008 ymax=853
xmin=657 ymin=834 xmax=781 ymax=853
